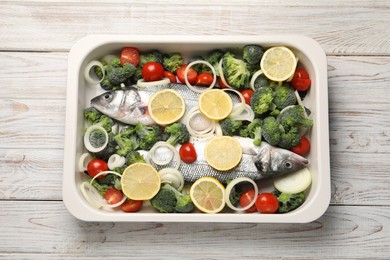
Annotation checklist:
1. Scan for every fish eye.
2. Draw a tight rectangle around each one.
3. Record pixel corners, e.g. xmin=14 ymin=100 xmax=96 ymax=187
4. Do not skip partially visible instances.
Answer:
xmin=104 ymin=94 xmax=111 ymax=99
xmin=103 ymin=93 xmax=113 ymax=102
xmin=284 ymin=160 xmax=292 ymax=169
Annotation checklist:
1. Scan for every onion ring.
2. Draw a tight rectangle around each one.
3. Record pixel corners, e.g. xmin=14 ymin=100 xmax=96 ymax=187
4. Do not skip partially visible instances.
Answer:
xmin=146 ymin=141 xmax=181 ymax=170
xmin=225 ymin=177 xmax=259 ymax=212
xmin=107 ymin=154 xmax=126 ymax=170
xmin=78 ymin=153 xmax=93 ymax=173
xmin=250 ymin=69 xmax=264 ymax=91
xmin=159 ymin=168 xmax=185 ymax=191
xmin=184 ymin=60 xmax=216 ymax=93
xmin=84 ymin=125 xmax=109 ymax=153
xmin=218 ymin=59 xmax=233 ymax=89
xmin=84 ymin=60 xmax=105 ymax=84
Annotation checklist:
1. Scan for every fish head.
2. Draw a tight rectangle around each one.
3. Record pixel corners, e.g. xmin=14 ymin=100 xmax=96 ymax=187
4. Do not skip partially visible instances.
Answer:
xmin=252 ymin=143 xmax=309 ymax=178
xmin=91 ymin=90 xmax=126 ymax=118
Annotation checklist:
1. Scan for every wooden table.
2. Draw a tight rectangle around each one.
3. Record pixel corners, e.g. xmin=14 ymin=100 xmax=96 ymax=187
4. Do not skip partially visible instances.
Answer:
xmin=1 ymin=1 xmax=389 ymax=259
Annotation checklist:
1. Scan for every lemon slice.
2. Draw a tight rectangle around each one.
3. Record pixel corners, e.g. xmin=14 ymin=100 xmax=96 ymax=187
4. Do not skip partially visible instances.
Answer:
xmin=260 ymin=46 xmax=297 ymax=82
xmin=198 ymin=89 xmax=233 ymax=120
xmin=121 ymin=163 xmax=161 ymax=200
xmin=148 ymin=89 xmax=186 ymax=125
xmin=204 ymin=136 xmax=242 ymax=171
xmin=190 ymin=177 xmax=226 ymax=214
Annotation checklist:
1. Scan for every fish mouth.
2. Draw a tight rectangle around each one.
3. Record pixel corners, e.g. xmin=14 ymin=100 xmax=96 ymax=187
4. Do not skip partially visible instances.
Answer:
xmin=292 ymin=153 xmax=309 ymax=166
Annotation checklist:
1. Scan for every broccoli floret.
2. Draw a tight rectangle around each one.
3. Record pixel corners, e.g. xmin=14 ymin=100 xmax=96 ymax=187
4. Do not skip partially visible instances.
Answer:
xmin=96 ymin=115 xmax=114 ymax=133
xmin=272 ymin=189 xmax=305 ymax=213
xmin=222 ymin=52 xmax=250 ymax=89
xmin=164 ymin=123 xmax=190 ymax=146
xmin=119 ymin=125 xmax=136 ymax=137
xmin=273 ymin=83 xmax=297 ymax=110
xmin=220 ymin=118 xmax=243 ymax=136
xmin=131 ymin=66 xmax=143 ymax=82
xmin=205 ymin=49 xmax=224 ymax=75
xmin=277 ymin=105 xmax=314 ymax=131
xmin=163 ymin=53 xmax=183 ymax=73
xmin=151 ymin=184 xmax=194 ymax=213
xmin=89 ymin=178 xmax=110 ymax=196
xmin=243 ymin=45 xmax=264 ymax=65
xmin=84 ymin=107 xmax=102 ymax=123
xmin=139 ymin=51 xmax=163 ymax=67
xmin=114 ymin=131 xmax=139 ymax=157
xmin=239 ymin=128 xmax=250 ymax=138
xmin=107 ymin=62 xmax=137 ymax=86
xmin=188 ymin=55 xmax=206 ymax=73
xmin=250 ymin=87 xmax=275 ymax=115
xmin=135 ymin=123 xmax=162 ymax=150
xmin=253 ymin=74 xmax=270 ymax=91
xmin=246 ymin=118 xmax=263 ymax=146
xmin=226 ymin=180 xmax=242 ymax=207
xmin=278 ymin=127 xmax=301 ymax=149
xmin=93 ymin=133 xmax=117 ymax=161
xmin=93 ymin=62 xmax=106 ymax=80
xmin=100 ymin=75 xmax=120 ymax=90
xmin=262 ymin=117 xmax=283 ymax=145
xmin=125 ymin=151 xmax=145 ymax=165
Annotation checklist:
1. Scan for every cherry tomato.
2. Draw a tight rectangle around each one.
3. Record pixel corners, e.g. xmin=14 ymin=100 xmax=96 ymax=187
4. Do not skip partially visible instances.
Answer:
xmin=104 ymin=188 xmax=123 ymax=205
xmin=87 ymin=159 xmax=108 ymax=179
xmin=120 ymin=47 xmax=140 ymax=67
xmin=179 ymin=142 xmax=197 ymax=163
xmin=291 ymin=68 xmax=311 ymax=91
xmin=255 ymin=193 xmax=279 ymax=214
xmin=290 ymin=136 xmax=311 ymax=156
xmin=241 ymin=89 xmax=254 ymax=105
xmin=163 ymin=70 xmax=177 ymax=83
xmin=142 ymin=62 xmax=164 ymax=82
xmin=176 ymin=64 xmax=198 ymax=85
xmin=196 ymin=72 xmax=214 ymax=86
xmin=217 ymin=76 xmax=228 ymax=89
xmin=239 ymin=189 xmax=257 ymax=213
xmin=121 ymin=199 xmax=143 ymax=212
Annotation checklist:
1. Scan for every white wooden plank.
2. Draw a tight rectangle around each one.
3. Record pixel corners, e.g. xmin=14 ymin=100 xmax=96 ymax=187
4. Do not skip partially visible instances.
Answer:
xmin=0 ymin=1 xmax=389 ymax=54
xmin=0 ymin=202 xmax=388 ymax=259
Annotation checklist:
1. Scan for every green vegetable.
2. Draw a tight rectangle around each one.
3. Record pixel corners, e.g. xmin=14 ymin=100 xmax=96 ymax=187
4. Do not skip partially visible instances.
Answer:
xmin=273 ymin=83 xmax=297 ymax=110
xmin=277 ymin=105 xmax=314 ymax=131
xmin=107 ymin=62 xmax=137 ymax=86
xmin=131 ymin=67 xmax=143 ymax=82
xmin=150 ymin=184 xmax=194 ymax=213
xmin=243 ymin=44 xmax=264 ymax=65
xmin=246 ymin=118 xmax=263 ymax=146
xmin=188 ymin=55 xmax=206 ymax=73
xmin=163 ymin=53 xmax=183 ymax=73
xmin=261 ymin=117 xmax=283 ymax=145
xmin=90 ymin=178 xmax=109 ymax=196
xmin=250 ymin=87 xmax=275 ymax=115
xmin=278 ymin=126 xmax=301 ymax=149
xmin=93 ymin=133 xmax=117 ymax=161
xmin=84 ymin=107 xmax=114 ymax=133
xmin=134 ymin=123 xmax=162 ymax=150
xmin=220 ymin=118 xmax=243 ymax=136
xmin=114 ymin=127 xmax=139 ymax=156
xmin=226 ymin=179 xmax=242 ymax=207
xmin=125 ymin=151 xmax=145 ymax=165
xmin=100 ymin=76 xmax=120 ymax=91
xmin=164 ymin=123 xmax=190 ymax=146
xmin=222 ymin=52 xmax=250 ymax=89
xmin=253 ymin=74 xmax=270 ymax=91
xmin=206 ymin=49 xmax=224 ymax=75
xmin=139 ymin=50 xmax=163 ymax=67
xmin=272 ymin=189 xmax=305 ymax=213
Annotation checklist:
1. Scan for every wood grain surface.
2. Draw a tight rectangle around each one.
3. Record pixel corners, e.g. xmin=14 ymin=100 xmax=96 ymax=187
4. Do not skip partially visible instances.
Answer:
xmin=1 ymin=0 xmax=390 ymax=259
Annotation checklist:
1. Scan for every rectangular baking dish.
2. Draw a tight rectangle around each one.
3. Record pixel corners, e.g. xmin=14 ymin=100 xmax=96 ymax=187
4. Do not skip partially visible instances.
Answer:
xmin=63 ymin=35 xmax=330 ymax=223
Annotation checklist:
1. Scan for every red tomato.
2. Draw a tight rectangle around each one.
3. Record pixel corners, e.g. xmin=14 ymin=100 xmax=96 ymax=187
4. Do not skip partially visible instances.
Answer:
xmin=142 ymin=62 xmax=164 ymax=82
xmin=239 ymin=189 xmax=257 ymax=213
xmin=120 ymin=47 xmax=140 ymax=67
xmin=291 ymin=68 xmax=311 ymax=91
xmin=241 ymin=89 xmax=254 ymax=105
xmin=176 ymin=64 xmax=198 ymax=85
xmin=163 ymin=70 xmax=177 ymax=83
xmin=121 ymin=199 xmax=143 ymax=212
xmin=217 ymin=76 xmax=228 ymax=89
xmin=196 ymin=72 xmax=214 ymax=86
xmin=179 ymin=142 xmax=197 ymax=163
xmin=104 ymin=188 xmax=123 ymax=205
xmin=87 ymin=159 xmax=108 ymax=179
xmin=255 ymin=193 xmax=279 ymax=214
xmin=290 ymin=136 xmax=311 ymax=156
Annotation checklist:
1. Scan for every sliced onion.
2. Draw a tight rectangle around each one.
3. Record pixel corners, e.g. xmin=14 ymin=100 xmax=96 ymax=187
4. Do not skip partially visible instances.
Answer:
xmin=147 ymin=142 xmax=174 ymax=165
xmin=215 ymin=122 xmax=223 ymax=136
xmin=84 ymin=125 xmax=109 ymax=153
xmin=218 ymin=59 xmax=233 ymax=89
xmin=137 ymin=78 xmax=170 ymax=88
xmin=225 ymin=177 xmax=259 ymax=212
xmin=185 ymin=107 xmax=216 ymax=139
xmin=159 ymin=168 xmax=184 ymax=191
xmin=146 ymin=141 xmax=181 ymax=170
xmin=84 ymin=60 xmax=105 ymax=84
xmin=78 ymin=153 xmax=93 ymax=173
xmin=222 ymin=88 xmax=246 ymax=117
xmin=184 ymin=60 xmax=217 ymax=93
xmin=107 ymin=154 xmax=126 ymax=170
xmin=80 ymin=182 xmax=105 ymax=209
xmin=229 ymin=104 xmax=255 ymax=122
xmin=250 ymin=69 xmax=264 ymax=91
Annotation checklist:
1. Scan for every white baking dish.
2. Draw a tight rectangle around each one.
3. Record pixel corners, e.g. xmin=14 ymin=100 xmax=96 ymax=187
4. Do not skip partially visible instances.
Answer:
xmin=63 ymin=35 xmax=330 ymax=223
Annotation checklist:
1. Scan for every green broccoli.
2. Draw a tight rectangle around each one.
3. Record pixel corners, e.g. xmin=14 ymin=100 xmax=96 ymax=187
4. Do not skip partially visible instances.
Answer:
xmin=163 ymin=53 xmax=183 ymax=73
xmin=114 ymin=131 xmax=139 ymax=156
xmin=150 ymin=184 xmax=194 ymax=213
xmin=139 ymin=50 xmax=163 ymax=67
xmin=273 ymin=83 xmax=297 ymax=110
xmin=206 ymin=49 xmax=224 ymax=75
xmin=188 ymin=55 xmax=206 ymax=73
xmin=96 ymin=115 xmax=114 ymax=133
xmin=246 ymin=118 xmax=263 ymax=146
xmin=220 ymin=118 xmax=243 ymax=136
xmin=253 ymin=74 xmax=270 ymax=91
xmin=261 ymin=117 xmax=283 ymax=145
xmin=222 ymin=52 xmax=250 ymax=89
xmin=134 ymin=123 xmax=162 ymax=150
xmin=277 ymin=105 xmax=314 ymax=131
xmin=93 ymin=62 xmax=106 ymax=80
xmin=278 ymin=126 xmax=301 ymax=149
xmin=164 ymin=123 xmax=190 ymax=146
xmin=89 ymin=178 xmax=109 ymax=196
xmin=272 ymin=189 xmax=305 ymax=213
xmin=100 ymin=76 xmax=120 ymax=91
xmin=84 ymin=107 xmax=102 ymax=123
xmin=226 ymin=179 xmax=242 ymax=207
xmin=125 ymin=151 xmax=145 ymax=165
xmin=119 ymin=125 xmax=136 ymax=137
xmin=243 ymin=44 xmax=264 ymax=65
xmin=107 ymin=62 xmax=137 ymax=86
xmin=131 ymin=66 xmax=143 ymax=82
xmin=239 ymin=128 xmax=250 ymax=138
xmin=93 ymin=133 xmax=117 ymax=161
xmin=250 ymin=87 xmax=275 ymax=115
